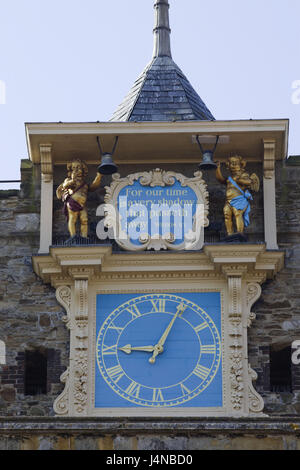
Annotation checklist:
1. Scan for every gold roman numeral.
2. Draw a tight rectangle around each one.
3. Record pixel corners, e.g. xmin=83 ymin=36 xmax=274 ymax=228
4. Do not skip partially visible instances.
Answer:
xmin=108 ymin=323 xmax=124 ymax=335
xmin=152 ymin=388 xmax=164 ymax=402
xmin=102 ymin=344 xmax=117 ymax=355
xmin=125 ymin=381 xmax=141 ymax=398
xmin=180 ymin=383 xmax=192 ymax=396
xmin=201 ymin=344 xmax=216 ymax=354
xmin=126 ymin=304 xmax=142 ymax=319
xmin=150 ymin=299 xmax=166 ymax=313
xmin=106 ymin=364 xmax=124 ymax=383
xmin=194 ymin=322 xmax=208 ymax=333
xmin=193 ymin=363 xmax=210 ymax=380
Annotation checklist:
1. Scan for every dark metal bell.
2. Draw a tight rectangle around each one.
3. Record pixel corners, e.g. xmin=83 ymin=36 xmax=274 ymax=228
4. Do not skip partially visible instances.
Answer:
xmin=199 ymin=150 xmax=217 ymax=170
xmin=97 ymin=153 xmax=118 ymax=175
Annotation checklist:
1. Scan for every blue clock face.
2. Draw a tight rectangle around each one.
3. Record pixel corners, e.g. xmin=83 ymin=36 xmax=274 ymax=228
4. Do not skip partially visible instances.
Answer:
xmin=95 ymin=292 xmax=222 ymax=408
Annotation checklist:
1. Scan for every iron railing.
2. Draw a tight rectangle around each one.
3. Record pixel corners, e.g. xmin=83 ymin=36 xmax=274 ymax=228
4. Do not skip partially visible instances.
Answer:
xmin=0 ymin=180 xmax=21 ymax=183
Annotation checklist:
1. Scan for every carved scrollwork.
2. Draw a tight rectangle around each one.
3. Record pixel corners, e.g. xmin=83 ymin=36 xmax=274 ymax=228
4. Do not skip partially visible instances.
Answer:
xmin=103 ymin=169 xmax=209 ymax=252
xmin=226 ymin=275 xmax=244 ymax=411
xmin=246 ymin=282 xmax=261 ymax=327
xmin=74 ymin=350 xmax=88 ymax=414
xmin=248 ymin=365 xmax=265 ymax=414
xmin=55 ymin=278 xmax=90 ymax=416
xmin=74 ymin=279 xmax=89 ymax=318
xmin=53 ymin=367 xmax=70 ymax=415
xmin=227 ymin=275 xmax=242 ymax=317
xmin=56 ymin=285 xmax=72 ymax=329
xmin=54 ymin=286 xmax=72 ymax=415
xmin=75 ymin=318 xmax=89 ymax=350
xmin=229 ymin=348 xmax=244 ymax=410
xmin=228 ymin=317 xmax=244 ymax=410
xmin=71 ymin=278 xmax=89 ymax=415
xmin=245 ymin=283 xmax=265 ymax=414
xmin=139 ymin=168 xmax=176 ymax=187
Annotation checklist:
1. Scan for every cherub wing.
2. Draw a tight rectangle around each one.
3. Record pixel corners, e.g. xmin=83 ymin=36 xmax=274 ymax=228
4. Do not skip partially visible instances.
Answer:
xmin=249 ymin=173 xmax=260 ymax=192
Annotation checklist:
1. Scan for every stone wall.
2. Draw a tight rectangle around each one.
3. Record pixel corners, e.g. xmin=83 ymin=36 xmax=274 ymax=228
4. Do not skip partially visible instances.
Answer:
xmin=0 ymin=160 xmax=68 ymax=416
xmin=0 ymin=417 xmax=300 ymax=450
xmin=248 ymin=160 xmax=300 ymax=414
xmin=1 ymin=157 xmax=300 ymax=422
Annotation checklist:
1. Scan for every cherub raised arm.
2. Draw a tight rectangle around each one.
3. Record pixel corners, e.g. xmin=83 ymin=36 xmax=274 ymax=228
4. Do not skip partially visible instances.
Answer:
xmin=216 ymin=155 xmax=259 ymax=236
xmin=56 ymin=159 xmax=102 ymax=238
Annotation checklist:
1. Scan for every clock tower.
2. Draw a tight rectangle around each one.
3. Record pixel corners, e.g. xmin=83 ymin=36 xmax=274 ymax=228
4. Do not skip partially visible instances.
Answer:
xmin=30 ymin=0 xmax=286 ymax=419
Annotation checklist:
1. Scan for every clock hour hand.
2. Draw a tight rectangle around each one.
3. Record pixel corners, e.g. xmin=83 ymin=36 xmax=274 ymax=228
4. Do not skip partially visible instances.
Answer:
xmin=119 ymin=344 xmax=155 ymax=355
xmin=149 ymin=303 xmax=186 ymax=364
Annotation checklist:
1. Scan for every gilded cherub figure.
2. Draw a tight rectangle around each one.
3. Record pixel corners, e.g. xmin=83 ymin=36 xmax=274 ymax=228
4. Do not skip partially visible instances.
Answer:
xmin=56 ymin=159 xmax=102 ymax=238
xmin=216 ymin=155 xmax=259 ymax=237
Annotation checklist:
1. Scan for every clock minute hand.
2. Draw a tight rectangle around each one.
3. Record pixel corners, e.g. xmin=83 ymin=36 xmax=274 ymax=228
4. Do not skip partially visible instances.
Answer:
xmin=149 ymin=303 xmax=186 ymax=364
xmin=157 ymin=303 xmax=187 ymax=348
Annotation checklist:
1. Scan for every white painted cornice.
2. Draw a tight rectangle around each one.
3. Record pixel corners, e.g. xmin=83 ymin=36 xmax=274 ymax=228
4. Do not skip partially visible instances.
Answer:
xmin=32 ymin=244 xmax=284 ymax=288
xmin=25 ymin=119 xmax=289 ymax=166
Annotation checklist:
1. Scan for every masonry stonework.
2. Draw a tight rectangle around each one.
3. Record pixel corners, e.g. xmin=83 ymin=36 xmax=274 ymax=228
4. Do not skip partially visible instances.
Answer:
xmin=1 ymin=0 xmax=297 ymax=452
xmin=0 ymin=161 xmax=68 ymax=417
xmin=1 ymin=158 xmax=300 ymax=450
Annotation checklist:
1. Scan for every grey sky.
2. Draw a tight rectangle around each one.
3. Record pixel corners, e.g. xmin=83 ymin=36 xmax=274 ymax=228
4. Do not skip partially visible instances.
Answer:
xmin=0 ymin=0 xmax=299 ymax=187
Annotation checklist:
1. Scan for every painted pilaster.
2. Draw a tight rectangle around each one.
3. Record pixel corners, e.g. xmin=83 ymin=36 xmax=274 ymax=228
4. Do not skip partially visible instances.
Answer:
xmin=53 ymin=286 xmax=72 ymax=415
xmin=222 ymin=265 xmax=248 ymax=415
xmin=246 ymin=283 xmax=265 ymax=414
xmin=222 ymin=266 xmax=265 ymax=416
xmin=263 ymin=139 xmax=278 ymax=250
xmin=69 ymin=268 xmax=93 ymax=417
xmin=0 ymin=340 xmax=6 ymax=365
xmin=39 ymin=144 xmax=53 ymax=254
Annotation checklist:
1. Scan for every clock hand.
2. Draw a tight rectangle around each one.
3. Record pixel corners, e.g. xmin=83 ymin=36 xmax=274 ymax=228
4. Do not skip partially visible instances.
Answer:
xmin=156 ymin=302 xmax=186 ymax=348
xmin=149 ymin=303 xmax=186 ymax=364
xmin=119 ymin=344 xmax=155 ymax=354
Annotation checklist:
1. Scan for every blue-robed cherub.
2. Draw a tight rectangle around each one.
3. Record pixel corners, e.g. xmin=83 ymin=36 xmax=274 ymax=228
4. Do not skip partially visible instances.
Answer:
xmin=216 ymin=154 xmax=260 ymax=236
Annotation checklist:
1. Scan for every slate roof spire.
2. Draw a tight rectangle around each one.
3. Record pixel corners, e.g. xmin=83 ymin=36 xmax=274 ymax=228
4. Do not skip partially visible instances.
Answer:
xmin=110 ymin=0 xmax=215 ymax=122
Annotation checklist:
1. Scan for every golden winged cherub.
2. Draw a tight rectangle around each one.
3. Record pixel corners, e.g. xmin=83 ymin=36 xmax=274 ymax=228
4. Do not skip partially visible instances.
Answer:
xmin=56 ymin=159 xmax=102 ymax=238
xmin=216 ymin=155 xmax=259 ymax=236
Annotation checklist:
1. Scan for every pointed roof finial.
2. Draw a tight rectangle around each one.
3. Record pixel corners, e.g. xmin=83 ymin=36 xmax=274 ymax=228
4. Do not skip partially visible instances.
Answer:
xmin=110 ymin=0 xmax=215 ymax=122
xmin=153 ymin=0 xmax=172 ymax=58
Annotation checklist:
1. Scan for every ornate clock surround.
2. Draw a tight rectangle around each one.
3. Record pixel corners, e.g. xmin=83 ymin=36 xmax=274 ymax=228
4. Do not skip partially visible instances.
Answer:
xmin=33 ymin=244 xmax=284 ymax=418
